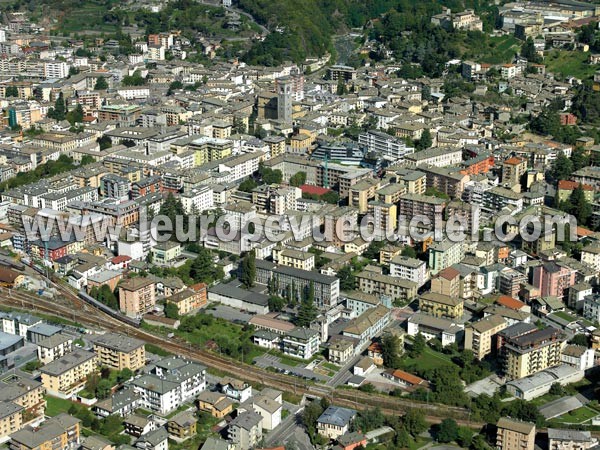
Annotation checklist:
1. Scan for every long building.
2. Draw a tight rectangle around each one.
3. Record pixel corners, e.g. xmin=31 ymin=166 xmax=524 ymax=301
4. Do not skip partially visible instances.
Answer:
xmin=254 ymin=259 xmax=340 ymax=308
xmin=358 ymin=130 xmax=415 ymax=161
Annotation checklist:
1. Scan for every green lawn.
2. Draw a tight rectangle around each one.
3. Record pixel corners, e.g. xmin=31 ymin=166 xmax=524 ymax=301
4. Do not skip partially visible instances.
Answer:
xmin=545 ymin=50 xmax=597 ymax=80
xmin=551 ymin=310 xmax=577 ymax=323
xmin=45 ymin=396 xmax=77 ymax=417
xmin=402 ymin=346 xmax=453 ymax=372
xmin=555 ymin=406 xmax=599 ymax=424
xmin=322 ymin=362 xmax=340 ymax=372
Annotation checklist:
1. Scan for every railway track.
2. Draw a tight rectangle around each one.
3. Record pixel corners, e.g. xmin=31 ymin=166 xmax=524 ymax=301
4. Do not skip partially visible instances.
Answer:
xmin=0 ymin=287 xmax=473 ymax=422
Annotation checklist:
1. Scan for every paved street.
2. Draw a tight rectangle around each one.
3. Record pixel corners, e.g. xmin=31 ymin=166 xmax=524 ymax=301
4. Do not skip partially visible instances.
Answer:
xmin=326 ymin=353 xmax=363 ymax=387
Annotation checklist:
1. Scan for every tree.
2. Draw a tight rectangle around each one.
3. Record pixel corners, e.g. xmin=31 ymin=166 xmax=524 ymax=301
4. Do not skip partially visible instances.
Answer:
xmin=381 ymin=333 xmax=403 ymax=369
xmin=66 ymin=103 xmax=84 ymax=125
xmin=239 ymin=177 xmax=258 ymax=192
xmin=296 ymin=293 xmax=317 ymax=327
xmin=94 ymin=77 xmax=108 ymax=90
xmin=416 ymin=128 xmax=432 ymax=151
xmin=401 ymin=246 xmax=417 ymax=258
xmin=80 ymin=155 xmax=95 ymax=166
xmin=550 ymin=153 xmax=574 ymax=182
xmin=569 ymin=333 xmax=589 ymax=347
xmin=568 ymin=184 xmax=592 ymax=225
xmin=457 ymin=426 xmax=474 ymax=448
xmin=49 ymin=92 xmax=67 ymax=121
xmin=321 ymin=191 xmax=339 ymax=204
xmin=164 ymin=302 xmax=180 ymax=319
xmin=521 ymin=38 xmax=541 ymax=63
xmin=96 ymin=379 xmax=112 ymax=399
xmin=549 ymin=382 xmax=565 ymax=396
xmin=337 ymin=266 xmax=355 ymax=290
xmin=97 ymin=135 xmax=112 ymax=150
xmin=268 ymin=295 xmax=286 ymax=311
xmin=240 ymin=250 xmax=256 ymax=288
xmin=260 ymin=166 xmax=283 ymax=184
xmin=167 ymin=80 xmax=183 ymax=95
xmin=5 ymin=86 xmax=18 ymax=97
xmin=572 ymin=147 xmax=591 ymax=171
xmin=437 ymin=418 xmax=459 ymax=443
xmin=290 ymin=171 xmax=307 ymax=187
xmin=403 ymin=408 xmax=428 ymax=437
xmin=116 ymin=368 xmax=133 ymax=383
xmin=302 ymin=400 xmax=325 ymax=445
xmin=471 ymin=434 xmax=491 ymax=450
xmin=409 ymin=333 xmax=426 ymax=358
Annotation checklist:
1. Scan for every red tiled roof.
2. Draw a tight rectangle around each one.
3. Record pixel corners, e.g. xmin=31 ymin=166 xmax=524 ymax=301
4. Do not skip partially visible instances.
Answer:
xmin=496 ymin=295 xmax=526 ymax=311
xmin=300 ymin=184 xmax=331 ymax=196
xmin=577 ymin=227 xmax=594 ymax=237
xmin=437 ymin=266 xmax=460 ymax=280
xmin=190 ymin=282 xmax=207 ymax=291
xmin=504 ymin=157 xmax=524 ymax=166
xmin=391 ymin=369 xmax=425 ymax=386
xmin=558 ymin=180 xmax=593 ymax=191
xmin=111 ymin=255 xmax=131 ymax=264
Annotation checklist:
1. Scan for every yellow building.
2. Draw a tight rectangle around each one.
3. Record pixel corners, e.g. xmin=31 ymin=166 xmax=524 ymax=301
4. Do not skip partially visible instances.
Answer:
xmin=496 ymin=417 xmax=535 ymax=450
xmin=290 ymin=133 xmax=312 ymax=154
xmin=197 ymin=391 xmax=234 ymax=418
xmin=166 ymin=411 xmax=197 ymax=440
xmin=349 ymin=179 xmax=380 ymax=214
xmin=263 ymin=136 xmax=286 ymax=158
xmin=501 ymin=327 xmax=564 ymax=380
xmin=0 ymin=372 xmax=46 ymax=418
xmin=9 ymin=413 xmax=80 ymax=450
xmin=166 ymin=288 xmax=207 ymax=316
xmin=92 ymin=333 xmax=146 ymax=371
xmin=418 ymin=292 xmax=464 ymax=319
xmin=40 ymin=350 xmax=97 ymax=398
xmin=464 ymin=315 xmax=507 ymax=360
xmin=356 ymin=270 xmax=418 ymax=303
xmin=0 ymin=402 xmax=23 ymax=439
xmin=189 ymin=137 xmax=232 ymax=166
xmin=272 ymin=248 xmax=315 ymax=271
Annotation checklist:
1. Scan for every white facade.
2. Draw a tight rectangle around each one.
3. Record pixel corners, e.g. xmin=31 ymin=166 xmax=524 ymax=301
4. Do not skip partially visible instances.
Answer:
xmin=389 ymin=256 xmax=428 ymax=287
xmin=181 ymin=186 xmax=214 ymax=214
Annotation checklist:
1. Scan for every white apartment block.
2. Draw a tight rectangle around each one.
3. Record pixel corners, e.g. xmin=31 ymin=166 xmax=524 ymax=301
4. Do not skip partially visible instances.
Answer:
xmin=581 ymin=246 xmax=600 ymax=272
xmin=180 ymin=186 xmax=214 ymax=214
xmin=358 ymin=130 xmax=415 ymax=161
xmin=389 ymin=255 xmax=428 ymax=287
xmin=129 ymin=357 xmax=206 ymax=415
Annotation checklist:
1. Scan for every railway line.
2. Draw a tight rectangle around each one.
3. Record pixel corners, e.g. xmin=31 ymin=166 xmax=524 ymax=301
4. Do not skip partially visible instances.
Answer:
xmin=0 ymin=286 xmax=474 ymax=424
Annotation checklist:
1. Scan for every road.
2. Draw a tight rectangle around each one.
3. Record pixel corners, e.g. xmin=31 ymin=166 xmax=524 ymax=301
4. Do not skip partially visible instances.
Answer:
xmin=265 ymin=410 xmax=314 ymax=450
xmin=0 ymin=282 xmax=478 ymax=425
xmin=326 ymin=353 xmax=363 ymax=387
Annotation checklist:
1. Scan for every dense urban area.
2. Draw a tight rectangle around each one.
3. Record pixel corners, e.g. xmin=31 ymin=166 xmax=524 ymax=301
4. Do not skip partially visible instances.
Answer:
xmin=3 ymin=0 xmax=600 ymax=450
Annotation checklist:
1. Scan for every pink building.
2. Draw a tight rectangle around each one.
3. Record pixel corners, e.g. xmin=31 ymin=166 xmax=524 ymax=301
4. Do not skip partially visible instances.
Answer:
xmin=531 ymin=262 xmax=576 ymax=300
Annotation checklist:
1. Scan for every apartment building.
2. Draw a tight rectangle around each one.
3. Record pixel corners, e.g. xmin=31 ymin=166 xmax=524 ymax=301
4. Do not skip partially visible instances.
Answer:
xmin=389 ymin=255 xmax=428 ymax=287
xmin=404 ymin=146 xmax=462 ymax=168
xmin=227 ymin=411 xmax=263 ymax=450
xmin=482 ymin=186 xmax=524 ymax=215
xmin=166 ymin=288 xmax=207 ymax=316
xmin=349 ymin=179 xmax=381 ymax=214
xmin=419 ymin=166 xmax=469 ymax=199
xmin=37 ymin=333 xmax=73 ymax=364
xmin=254 ymin=259 xmax=339 ymax=308
xmin=419 ymin=292 xmax=464 ymax=319
xmin=547 ymin=429 xmax=596 ymax=450
xmin=119 ymin=278 xmax=156 ymax=319
xmin=500 ymin=325 xmax=565 ymax=380
xmin=282 ymin=328 xmax=320 ymax=360
xmin=398 ymin=194 xmax=445 ymax=229
xmin=502 ymin=157 xmax=527 ymax=191
xmin=129 ymin=357 xmax=206 ymax=415
xmin=355 ymin=270 xmax=418 ymax=303
xmin=496 ymin=417 xmax=535 ymax=450
xmin=0 ymin=371 xmax=46 ymax=418
xmin=272 ymin=248 xmax=315 ymax=271
xmin=464 ymin=315 xmax=507 ymax=360
xmin=358 ymin=130 xmax=414 ymax=161
xmin=98 ymin=104 xmax=141 ymax=126
xmin=583 ymin=294 xmax=600 ymax=323
xmin=428 ymin=240 xmax=464 ymax=275
xmin=9 ymin=414 xmax=80 ymax=450
xmin=92 ymin=333 xmax=146 ymax=371
xmin=581 ymin=245 xmax=600 ymax=272
xmin=341 ymin=305 xmax=391 ymax=350
xmin=40 ymin=350 xmax=97 ymax=398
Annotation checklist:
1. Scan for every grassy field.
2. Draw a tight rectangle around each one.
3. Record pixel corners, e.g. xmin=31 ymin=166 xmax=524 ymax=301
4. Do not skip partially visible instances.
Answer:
xmin=555 ymin=406 xmax=599 ymax=424
xmin=545 ymin=50 xmax=597 ymax=80
xmin=401 ymin=346 xmax=453 ymax=372
xmin=45 ymin=396 xmax=77 ymax=417
xmin=551 ymin=310 xmax=577 ymax=323
xmin=461 ymin=35 xmax=520 ymax=65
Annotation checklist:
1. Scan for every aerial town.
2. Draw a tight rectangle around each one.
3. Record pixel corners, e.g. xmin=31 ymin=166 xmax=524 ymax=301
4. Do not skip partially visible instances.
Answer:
xmin=2 ymin=0 xmax=600 ymax=449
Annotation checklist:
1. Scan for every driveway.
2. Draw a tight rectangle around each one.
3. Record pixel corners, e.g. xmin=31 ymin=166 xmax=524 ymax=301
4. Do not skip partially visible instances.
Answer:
xmin=253 ymin=354 xmax=328 ymax=382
